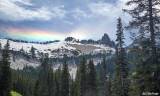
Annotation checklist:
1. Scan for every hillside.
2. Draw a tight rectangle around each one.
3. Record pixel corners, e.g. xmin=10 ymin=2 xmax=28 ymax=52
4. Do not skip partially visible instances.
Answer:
xmin=0 ymin=34 xmax=116 ymax=78
xmin=0 ymin=34 xmax=115 ymax=58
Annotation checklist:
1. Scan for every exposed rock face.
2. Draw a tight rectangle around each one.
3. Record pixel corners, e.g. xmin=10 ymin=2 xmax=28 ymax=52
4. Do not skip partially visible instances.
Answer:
xmin=98 ymin=33 xmax=116 ymax=47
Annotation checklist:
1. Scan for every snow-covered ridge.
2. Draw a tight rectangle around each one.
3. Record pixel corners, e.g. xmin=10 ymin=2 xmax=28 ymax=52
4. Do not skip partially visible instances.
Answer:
xmin=0 ymin=39 xmax=115 ymax=58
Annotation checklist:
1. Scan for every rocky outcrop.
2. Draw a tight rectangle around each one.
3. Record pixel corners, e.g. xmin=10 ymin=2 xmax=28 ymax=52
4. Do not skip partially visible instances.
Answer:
xmin=98 ymin=33 xmax=115 ymax=47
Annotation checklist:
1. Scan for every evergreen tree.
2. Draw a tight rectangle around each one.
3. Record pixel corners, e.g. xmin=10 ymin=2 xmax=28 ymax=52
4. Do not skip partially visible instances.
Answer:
xmin=0 ymin=40 xmax=11 ymax=96
xmin=61 ymin=61 xmax=70 ymax=96
xmin=11 ymin=70 xmax=34 ymax=96
xmin=129 ymin=39 xmax=159 ymax=95
xmin=74 ymin=65 xmax=80 ymax=96
xmin=108 ymin=73 xmax=112 ymax=96
xmin=0 ymin=43 xmax=1 ymax=50
xmin=79 ymin=57 xmax=87 ymax=96
xmin=34 ymin=55 xmax=54 ymax=96
xmin=54 ymin=67 xmax=62 ymax=96
xmin=112 ymin=18 xmax=129 ymax=96
xmin=99 ymin=57 xmax=108 ymax=96
xmin=124 ymin=0 xmax=160 ymax=59
xmin=30 ymin=46 xmax=36 ymax=59
xmin=86 ymin=59 xmax=98 ymax=96
xmin=47 ymin=63 xmax=54 ymax=96
xmin=124 ymin=0 xmax=160 ymax=92
xmin=70 ymin=79 xmax=79 ymax=96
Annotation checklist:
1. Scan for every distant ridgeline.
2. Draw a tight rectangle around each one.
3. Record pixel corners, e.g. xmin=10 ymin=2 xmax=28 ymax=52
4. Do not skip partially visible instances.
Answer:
xmin=65 ymin=33 xmax=116 ymax=47
xmin=6 ymin=38 xmax=60 ymax=44
xmin=6 ymin=33 xmax=116 ymax=47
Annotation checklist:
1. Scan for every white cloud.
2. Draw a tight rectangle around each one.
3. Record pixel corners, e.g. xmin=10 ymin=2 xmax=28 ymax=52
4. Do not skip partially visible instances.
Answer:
xmin=71 ymin=9 xmax=90 ymax=20
xmin=0 ymin=0 xmax=66 ymax=21
xmin=65 ymin=0 xmax=132 ymax=42
xmin=51 ymin=6 xmax=67 ymax=18
xmin=88 ymin=0 xmax=131 ymax=22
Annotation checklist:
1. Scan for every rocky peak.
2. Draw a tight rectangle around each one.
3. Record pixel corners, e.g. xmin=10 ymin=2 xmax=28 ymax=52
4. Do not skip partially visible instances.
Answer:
xmin=102 ymin=33 xmax=110 ymax=41
xmin=99 ymin=33 xmax=115 ymax=47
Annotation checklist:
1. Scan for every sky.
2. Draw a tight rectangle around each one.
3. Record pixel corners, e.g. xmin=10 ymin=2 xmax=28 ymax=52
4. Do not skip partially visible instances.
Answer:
xmin=0 ymin=0 xmax=132 ymax=44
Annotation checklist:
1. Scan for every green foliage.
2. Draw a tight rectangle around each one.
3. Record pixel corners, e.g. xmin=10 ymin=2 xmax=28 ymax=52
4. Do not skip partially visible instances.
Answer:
xmin=78 ymin=57 xmax=87 ymax=96
xmin=30 ymin=46 xmax=36 ymax=59
xmin=70 ymin=79 xmax=80 ymax=96
xmin=124 ymin=0 xmax=160 ymax=93
xmin=99 ymin=57 xmax=111 ymax=96
xmin=60 ymin=60 xmax=70 ymax=96
xmin=54 ymin=67 xmax=62 ymax=96
xmin=112 ymin=18 xmax=129 ymax=96
xmin=11 ymin=91 xmax=22 ymax=96
xmin=11 ymin=69 xmax=34 ymax=96
xmin=86 ymin=59 xmax=98 ymax=96
xmin=34 ymin=55 xmax=54 ymax=96
xmin=0 ymin=43 xmax=1 ymax=50
xmin=129 ymin=40 xmax=159 ymax=96
xmin=0 ymin=40 xmax=11 ymax=96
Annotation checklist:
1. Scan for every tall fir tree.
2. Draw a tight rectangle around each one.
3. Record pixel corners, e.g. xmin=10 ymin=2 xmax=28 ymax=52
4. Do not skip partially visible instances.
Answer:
xmin=86 ymin=59 xmax=98 ymax=96
xmin=79 ymin=57 xmax=87 ymax=96
xmin=129 ymin=39 xmax=157 ymax=95
xmin=30 ymin=46 xmax=36 ymax=59
xmin=0 ymin=40 xmax=11 ymax=96
xmin=47 ymin=63 xmax=54 ymax=96
xmin=124 ymin=0 xmax=160 ymax=92
xmin=54 ymin=67 xmax=62 ymax=96
xmin=74 ymin=65 xmax=81 ymax=96
xmin=34 ymin=55 xmax=54 ymax=96
xmin=0 ymin=43 xmax=1 ymax=50
xmin=70 ymin=78 xmax=79 ymax=96
xmin=60 ymin=60 xmax=70 ymax=96
xmin=99 ymin=57 xmax=108 ymax=96
xmin=124 ymin=0 xmax=160 ymax=59
xmin=108 ymin=73 xmax=112 ymax=96
xmin=112 ymin=18 xmax=129 ymax=96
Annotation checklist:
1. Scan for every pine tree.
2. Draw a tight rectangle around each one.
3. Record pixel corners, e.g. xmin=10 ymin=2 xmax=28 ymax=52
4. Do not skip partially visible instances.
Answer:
xmin=99 ymin=57 xmax=108 ymax=96
xmin=124 ymin=0 xmax=160 ymax=92
xmin=0 ymin=43 xmax=1 ymax=50
xmin=86 ymin=59 xmax=98 ymax=96
xmin=34 ymin=55 xmax=54 ymax=96
xmin=30 ymin=46 xmax=36 ymax=59
xmin=108 ymin=73 xmax=112 ymax=96
xmin=74 ymin=65 xmax=80 ymax=96
xmin=11 ymin=70 xmax=34 ymax=96
xmin=112 ymin=18 xmax=129 ymax=96
xmin=0 ymin=40 xmax=11 ymax=96
xmin=70 ymin=79 xmax=79 ymax=96
xmin=129 ymin=39 xmax=159 ymax=95
xmin=54 ymin=67 xmax=62 ymax=96
xmin=47 ymin=63 xmax=54 ymax=96
xmin=124 ymin=0 xmax=160 ymax=59
xmin=60 ymin=60 xmax=70 ymax=96
xmin=20 ymin=47 xmax=25 ymax=53
xmin=79 ymin=57 xmax=87 ymax=96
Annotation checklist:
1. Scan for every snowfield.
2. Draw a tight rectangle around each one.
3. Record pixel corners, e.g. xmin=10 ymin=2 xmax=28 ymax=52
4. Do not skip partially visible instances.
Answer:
xmin=0 ymin=39 xmax=115 ymax=58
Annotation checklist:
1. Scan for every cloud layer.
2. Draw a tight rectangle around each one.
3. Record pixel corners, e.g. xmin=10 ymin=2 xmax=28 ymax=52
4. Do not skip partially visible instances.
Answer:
xmin=0 ymin=0 xmax=132 ymax=44
xmin=0 ymin=0 xmax=66 ymax=21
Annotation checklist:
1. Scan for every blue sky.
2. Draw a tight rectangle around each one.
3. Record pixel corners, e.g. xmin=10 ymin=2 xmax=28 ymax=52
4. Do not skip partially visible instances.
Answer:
xmin=0 ymin=0 xmax=132 ymax=44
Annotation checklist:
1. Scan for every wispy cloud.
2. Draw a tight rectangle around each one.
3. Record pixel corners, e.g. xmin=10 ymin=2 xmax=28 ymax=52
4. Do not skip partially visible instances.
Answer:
xmin=0 ymin=0 xmax=66 ymax=21
xmin=71 ymin=9 xmax=90 ymax=20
